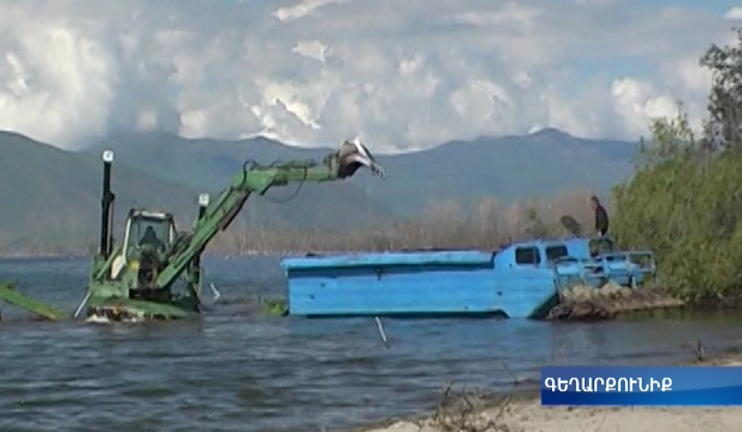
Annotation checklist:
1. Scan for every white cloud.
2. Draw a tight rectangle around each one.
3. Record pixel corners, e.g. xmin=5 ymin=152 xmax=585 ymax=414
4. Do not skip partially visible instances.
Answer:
xmin=292 ymin=40 xmax=329 ymax=63
xmin=725 ymin=6 xmax=742 ymax=20
xmin=0 ymin=0 xmax=734 ymax=151
xmin=272 ymin=0 xmax=347 ymax=23
xmin=611 ymin=78 xmax=680 ymax=138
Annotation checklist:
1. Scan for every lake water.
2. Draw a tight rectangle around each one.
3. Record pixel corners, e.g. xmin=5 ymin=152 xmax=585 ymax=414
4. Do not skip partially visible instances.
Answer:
xmin=1 ymin=256 xmax=741 ymax=432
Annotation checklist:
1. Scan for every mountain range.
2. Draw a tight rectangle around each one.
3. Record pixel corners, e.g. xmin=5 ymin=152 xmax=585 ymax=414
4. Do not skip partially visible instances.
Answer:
xmin=0 ymin=127 xmax=641 ymax=255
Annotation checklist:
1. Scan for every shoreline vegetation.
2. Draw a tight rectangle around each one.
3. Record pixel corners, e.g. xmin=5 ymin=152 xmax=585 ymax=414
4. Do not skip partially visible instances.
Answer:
xmin=346 ymin=349 xmax=742 ymax=432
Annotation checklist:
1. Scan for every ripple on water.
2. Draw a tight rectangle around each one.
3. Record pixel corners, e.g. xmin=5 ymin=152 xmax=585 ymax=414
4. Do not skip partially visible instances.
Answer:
xmin=2 ymin=257 xmax=742 ymax=431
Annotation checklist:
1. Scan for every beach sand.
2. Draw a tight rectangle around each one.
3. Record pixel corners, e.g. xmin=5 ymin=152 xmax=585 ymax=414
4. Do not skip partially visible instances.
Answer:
xmin=353 ymin=354 xmax=742 ymax=432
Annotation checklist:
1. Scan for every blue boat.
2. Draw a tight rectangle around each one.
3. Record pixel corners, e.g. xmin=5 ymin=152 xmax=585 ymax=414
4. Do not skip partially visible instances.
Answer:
xmin=280 ymin=236 xmax=656 ymax=319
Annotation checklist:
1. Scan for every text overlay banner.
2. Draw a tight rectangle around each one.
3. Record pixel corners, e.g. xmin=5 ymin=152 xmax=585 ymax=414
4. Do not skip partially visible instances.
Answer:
xmin=541 ymin=366 xmax=742 ymax=406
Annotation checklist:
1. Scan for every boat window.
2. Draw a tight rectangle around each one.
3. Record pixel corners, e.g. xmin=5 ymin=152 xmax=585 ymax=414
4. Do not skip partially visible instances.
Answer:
xmin=545 ymin=245 xmax=568 ymax=262
xmin=515 ymin=247 xmax=541 ymax=265
xmin=589 ymin=238 xmax=614 ymax=254
xmin=629 ymin=253 xmax=653 ymax=267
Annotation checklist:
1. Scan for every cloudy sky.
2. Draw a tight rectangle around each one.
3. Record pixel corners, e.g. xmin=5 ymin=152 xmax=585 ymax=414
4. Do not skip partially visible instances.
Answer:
xmin=0 ymin=0 xmax=738 ymax=153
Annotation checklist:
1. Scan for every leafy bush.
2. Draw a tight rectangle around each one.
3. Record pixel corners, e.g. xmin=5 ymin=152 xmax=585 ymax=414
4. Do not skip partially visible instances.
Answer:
xmin=611 ymin=29 xmax=742 ymax=303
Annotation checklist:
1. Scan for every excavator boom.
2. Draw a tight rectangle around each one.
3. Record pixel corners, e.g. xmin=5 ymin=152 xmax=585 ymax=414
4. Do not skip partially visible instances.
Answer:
xmin=159 ymin=164 xmax=322 ymax=287
xmin=155 ymin=141 xmax=384 ymax=290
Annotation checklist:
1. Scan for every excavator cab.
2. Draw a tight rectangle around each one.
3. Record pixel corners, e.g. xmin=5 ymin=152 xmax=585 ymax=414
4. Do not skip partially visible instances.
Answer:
xmin=110 ymin=209 xmax=176 ymax=288
xmin=126 ymin=211 xmax=175 ymax=256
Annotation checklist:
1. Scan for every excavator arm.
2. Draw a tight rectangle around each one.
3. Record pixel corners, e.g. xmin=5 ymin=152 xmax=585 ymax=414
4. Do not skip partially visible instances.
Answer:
xmin=153 ymin=138 xmax=386 ymax=289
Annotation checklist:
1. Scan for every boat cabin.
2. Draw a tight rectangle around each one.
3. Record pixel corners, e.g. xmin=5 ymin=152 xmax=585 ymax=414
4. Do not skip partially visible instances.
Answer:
xmin=494 ymin=237 xmax=656 ymax=289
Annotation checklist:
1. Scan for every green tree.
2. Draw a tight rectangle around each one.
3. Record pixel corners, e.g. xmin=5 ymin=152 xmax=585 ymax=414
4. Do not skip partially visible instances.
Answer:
xmin=611 ymin=29 xmax=742 ymax=303
xmin=700 ymin=27 xmax=742 ymax=151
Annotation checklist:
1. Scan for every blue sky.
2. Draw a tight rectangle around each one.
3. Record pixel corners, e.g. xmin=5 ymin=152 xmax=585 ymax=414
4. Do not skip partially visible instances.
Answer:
xmin=0 ymin=0 xmax=737 ymax=152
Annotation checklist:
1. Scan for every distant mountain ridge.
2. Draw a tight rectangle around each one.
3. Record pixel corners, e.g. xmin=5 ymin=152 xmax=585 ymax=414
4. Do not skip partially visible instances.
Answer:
xmin=0 ymin=128 xmax=642 ymax=255
xmin=86 ymin=128 xmax=640 ymax=216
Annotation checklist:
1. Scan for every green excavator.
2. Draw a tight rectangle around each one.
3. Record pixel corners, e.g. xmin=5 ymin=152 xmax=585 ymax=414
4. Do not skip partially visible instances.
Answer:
xmin=0 ymin=138 xmax=386 ymax=322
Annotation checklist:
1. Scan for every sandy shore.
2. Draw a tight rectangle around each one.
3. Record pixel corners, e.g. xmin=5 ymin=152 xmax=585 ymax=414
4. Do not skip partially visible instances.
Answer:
xmin=353 ymin=354 xmax=742 ymax=432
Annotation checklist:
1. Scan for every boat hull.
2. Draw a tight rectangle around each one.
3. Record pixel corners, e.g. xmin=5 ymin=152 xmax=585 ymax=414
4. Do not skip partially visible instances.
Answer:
xmin=281 ymin=251 xmax=560 ymax=319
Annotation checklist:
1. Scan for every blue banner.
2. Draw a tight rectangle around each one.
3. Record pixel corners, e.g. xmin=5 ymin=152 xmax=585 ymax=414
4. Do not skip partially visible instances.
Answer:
xmin=541 ymin=366 xmax=742 ymax=406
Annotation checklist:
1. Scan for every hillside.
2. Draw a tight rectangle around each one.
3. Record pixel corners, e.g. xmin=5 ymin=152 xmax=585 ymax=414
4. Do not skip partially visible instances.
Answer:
xmin=87 ymin=128 xmax=641 ymax=217
xmin=371 ymin=128 xmax=639 ymax=213
xmin=0 ymin=132 xmax=202 ymax=255
xmin=0 ymin=127 xmax=643 ymax=255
